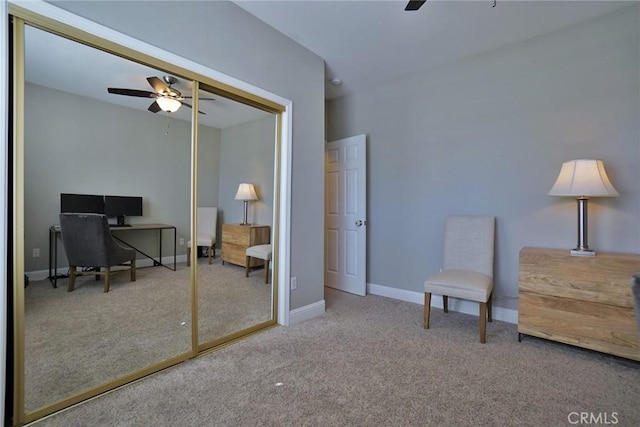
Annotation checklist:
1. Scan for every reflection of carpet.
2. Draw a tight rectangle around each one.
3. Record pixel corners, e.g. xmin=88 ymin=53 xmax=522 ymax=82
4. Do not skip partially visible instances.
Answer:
xmin=23 ymin=257 xmax=272 ymax=413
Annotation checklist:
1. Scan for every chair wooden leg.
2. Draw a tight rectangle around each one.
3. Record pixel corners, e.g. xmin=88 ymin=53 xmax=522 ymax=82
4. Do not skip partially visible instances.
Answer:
xmin=131 ymin=259 xmax=136 ymax=282
xmin=487 ymin=294 xmax=493 ymax=323
xmin=264 ymin=260 xmax=270 ymax=284
xmin=479 ymin=302 xmax=487 ymax=343
xmin=68 ymin=266 xmax=77 ymax=292
xmin=95 ymin=267 xmax=101 ymax=281
xmin=245 ymin=256 xmax=250 ymax=277
xmin=443 ymin=295 xmax=448 ymax=313
xmin=104 ymin=267 xmax=111 ymax=293
xmin=187 ymin=247 xmax=191 ymax=266
xmin=208 ymin=246 xmax=212 ymax=264
xmin=423 ymin=292 xmax=431 ymax=329
xmin=211 ymin=245 xmax=216 ymax=259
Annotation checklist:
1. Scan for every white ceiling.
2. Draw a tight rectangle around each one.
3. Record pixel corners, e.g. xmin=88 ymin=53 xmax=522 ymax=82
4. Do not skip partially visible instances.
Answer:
xmin=234 ymin=0 xmax=634 ymax=99
xmin=24 ymin=25 xmax=273 ymax=129
xmin=25 ymin=0 xmax=634 ymax=118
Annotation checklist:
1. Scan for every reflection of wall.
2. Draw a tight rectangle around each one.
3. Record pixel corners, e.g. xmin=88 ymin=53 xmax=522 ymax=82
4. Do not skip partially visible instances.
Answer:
xmin=218 ymin=117 xmax=275 ymax=236
xmin=327 ymin=6 xmax=640 ymax=310
xmin=198 ymin=123 xmax=221 ymax=208
xmin=54 ymin=1 xmax=326 ymax=312
xmin=24 ymin=82 xmax=221 ymax=272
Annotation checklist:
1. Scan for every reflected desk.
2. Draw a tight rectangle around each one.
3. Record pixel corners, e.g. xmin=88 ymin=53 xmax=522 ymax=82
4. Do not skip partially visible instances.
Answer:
xmin=49 ymin=223 xmax=177 ymax=288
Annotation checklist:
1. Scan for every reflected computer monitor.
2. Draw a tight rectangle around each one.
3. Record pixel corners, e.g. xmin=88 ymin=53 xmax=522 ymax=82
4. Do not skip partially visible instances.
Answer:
xmin=104 ymin=195 xmax=143 ymax=226
xmin=60 ymin=193 xmax=105 ymax=214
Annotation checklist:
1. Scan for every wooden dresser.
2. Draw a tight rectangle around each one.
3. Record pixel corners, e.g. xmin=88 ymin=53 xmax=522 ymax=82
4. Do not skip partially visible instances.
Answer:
xmin=221 ymin=224 xmax=270 ymax=268
xmin=518 ymin=247 xmax=640 ymax=361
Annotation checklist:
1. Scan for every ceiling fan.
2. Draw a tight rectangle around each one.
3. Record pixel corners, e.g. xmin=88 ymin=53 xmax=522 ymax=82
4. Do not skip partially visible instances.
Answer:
xmin=406 ymin=0 xmax=495 ymax=10
xmin=107 ymin=75 xmax=212 ymax=114
xmin=405 ymin=0 xmax=426 ymax=11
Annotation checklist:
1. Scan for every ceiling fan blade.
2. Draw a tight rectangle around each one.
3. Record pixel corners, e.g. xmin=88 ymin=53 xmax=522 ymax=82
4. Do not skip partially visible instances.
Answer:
xmin=148 ymin=101 xmax=162 ymax=113
xmin=405 ymin=0 xmax=426 ymax=11
xmin=147 ymin=76 xmax=170 ymax=94
xmin=179 ymin=101 xmax=206 ymax=115
xmin=182 ymin=96 xmax=216 ymax=101
xmin=107 ymin=88 xmax=156 ymax=98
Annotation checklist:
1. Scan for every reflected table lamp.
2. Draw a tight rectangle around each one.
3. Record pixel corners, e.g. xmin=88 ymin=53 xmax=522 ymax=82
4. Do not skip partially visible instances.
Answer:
xmin=548 ymin=159 xmax=619 ymax=256
xmin=235 ymin=183 xmax=258 ymax=225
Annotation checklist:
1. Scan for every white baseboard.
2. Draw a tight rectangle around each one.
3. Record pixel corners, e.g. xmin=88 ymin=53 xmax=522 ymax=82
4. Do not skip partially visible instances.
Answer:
xmin=26 ymin=255 xmax=187 ymax=281
xmin=367 ymin=282 xmax=518 ymax=324
xmin=289 ymin=299 xmax=326 ymax=325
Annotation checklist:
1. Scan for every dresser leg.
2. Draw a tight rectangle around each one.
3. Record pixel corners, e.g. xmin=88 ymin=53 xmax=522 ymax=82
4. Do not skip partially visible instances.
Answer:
xmin=518 ymin=333 xmax=522 ymax=343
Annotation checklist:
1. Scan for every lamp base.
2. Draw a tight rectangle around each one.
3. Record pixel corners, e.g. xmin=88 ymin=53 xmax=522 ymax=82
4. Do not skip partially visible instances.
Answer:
xmin=571 ymin=248 xmax=596 ymax=257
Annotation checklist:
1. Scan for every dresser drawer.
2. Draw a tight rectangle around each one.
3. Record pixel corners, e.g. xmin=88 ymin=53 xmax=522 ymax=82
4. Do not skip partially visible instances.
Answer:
xmin=222 ymin=224 xmax=270 ymax=246
xmin=519 ymin=247 xmax=638 ymax=307
xmin=519 ymin=291 xmax=639 ymax=360
xmin=221 ymin=243 xmax=262 ymax=267
xmin=223 ymin=228 xmax=250 ymax=246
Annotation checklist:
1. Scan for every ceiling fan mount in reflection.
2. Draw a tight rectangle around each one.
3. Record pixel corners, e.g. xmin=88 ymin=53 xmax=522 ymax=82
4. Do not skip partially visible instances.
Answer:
xmin=405 ymin=0 xmax=496 ymax=11
xmin=405 ymin=1 xmax=426 ymax=11
xmin=107 ymin=75 xmax=212 ymax=114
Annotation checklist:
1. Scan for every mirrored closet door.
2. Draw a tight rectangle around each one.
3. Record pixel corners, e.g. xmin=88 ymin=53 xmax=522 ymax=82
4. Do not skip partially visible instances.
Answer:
xmin=195 ymin=86 xmax=277 ymax=348
xmin=12 ymin=9 xmax=284 ymax=425
xmin=21 ymin=24 xmax=194 ymax=414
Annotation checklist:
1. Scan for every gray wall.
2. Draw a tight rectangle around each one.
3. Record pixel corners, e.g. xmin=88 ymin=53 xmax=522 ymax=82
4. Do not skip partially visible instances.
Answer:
xmin=52 ymin=0 xmax=326 ymax=310
xmin=24 ymin=82 xmax=221 ymax=271
xmin=327 ymin=5 xmax=640 ymax=309
xmin=197 ymin=123 xmax=222 ymax=208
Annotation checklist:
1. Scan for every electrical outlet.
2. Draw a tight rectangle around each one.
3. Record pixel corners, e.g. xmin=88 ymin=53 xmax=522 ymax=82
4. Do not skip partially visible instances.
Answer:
xmin=32 ymin=248 xmax=40 ymax=258
xmin=179 ymin=238 xmax=185 ymax=246
xmin=290 ymin=276 xmax=297 ymax=290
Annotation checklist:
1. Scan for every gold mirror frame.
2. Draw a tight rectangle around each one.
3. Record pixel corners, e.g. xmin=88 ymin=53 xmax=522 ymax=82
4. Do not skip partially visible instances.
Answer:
xmin=10 ymin=5 xmax=285 ymax=425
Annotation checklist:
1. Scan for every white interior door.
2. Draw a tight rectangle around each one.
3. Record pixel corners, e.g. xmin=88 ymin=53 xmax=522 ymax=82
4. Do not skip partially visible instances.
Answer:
xmin=325 ymin=135 xmax=367 ymax=296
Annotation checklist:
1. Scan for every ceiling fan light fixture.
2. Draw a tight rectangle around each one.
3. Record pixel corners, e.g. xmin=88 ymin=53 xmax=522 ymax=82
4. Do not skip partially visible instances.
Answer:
xmin=156 ymin=96 xmax=182 ymax=113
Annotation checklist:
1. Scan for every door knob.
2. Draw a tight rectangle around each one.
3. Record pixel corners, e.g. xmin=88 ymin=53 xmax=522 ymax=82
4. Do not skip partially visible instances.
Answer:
xmin=355 ymin=220 xmax=364 ymax=227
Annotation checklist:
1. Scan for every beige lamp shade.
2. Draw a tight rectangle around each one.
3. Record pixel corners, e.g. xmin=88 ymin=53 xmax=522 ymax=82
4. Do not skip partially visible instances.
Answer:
xmin=548 ymin=159 xmax=619 ymax=197
xmin=235 ymin=183 xmax=258 ymax=201
xmin=235 ymin=183 xmax=258 ymax=225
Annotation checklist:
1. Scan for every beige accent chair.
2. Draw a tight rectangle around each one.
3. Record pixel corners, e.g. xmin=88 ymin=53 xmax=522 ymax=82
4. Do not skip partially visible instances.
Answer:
xmin=423 ymin=215 xmax=496 ymax=343
xmin=245 ymin=244 xmax=272 ymax=284
xmin=187 ymin=207 xmax=218 ymax=266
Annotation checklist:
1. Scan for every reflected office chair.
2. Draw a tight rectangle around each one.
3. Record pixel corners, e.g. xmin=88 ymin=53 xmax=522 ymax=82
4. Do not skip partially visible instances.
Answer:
xmin=423 ymin=215 xmax=496 ymax=343
xmin=187 ymin=207 xmax=218 ymax=266
xmin=59 ymin=213 xmax=136 ymax=293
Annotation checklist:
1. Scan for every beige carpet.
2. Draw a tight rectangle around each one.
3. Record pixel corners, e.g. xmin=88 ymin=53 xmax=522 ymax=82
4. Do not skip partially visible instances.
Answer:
xmin=24 ymin=257 xmax=272 ymax=413
xmin=30 ymin=287 xmax=640 ymax=426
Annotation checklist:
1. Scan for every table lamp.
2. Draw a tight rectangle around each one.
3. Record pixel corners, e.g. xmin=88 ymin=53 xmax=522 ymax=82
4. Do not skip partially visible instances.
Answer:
xmin=548 ymin=159 xmax=619 ymax=256
xmin=235 ymin=183 xmax=258 ymax=225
